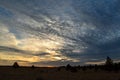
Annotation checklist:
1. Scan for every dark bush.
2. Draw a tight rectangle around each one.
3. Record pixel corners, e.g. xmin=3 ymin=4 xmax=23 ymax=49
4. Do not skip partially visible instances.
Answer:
xmin=66 ymin=64 xmax=72 ymax=71
xmin=32 ymin=65 xmax=35 ymax=69
xmin=13 ymin=62 xmax=19 ymax=68
xmin=82 ymin=66 xmax=87 ymax=71
xmin=94 ymin=64 xmax=98 ymax=72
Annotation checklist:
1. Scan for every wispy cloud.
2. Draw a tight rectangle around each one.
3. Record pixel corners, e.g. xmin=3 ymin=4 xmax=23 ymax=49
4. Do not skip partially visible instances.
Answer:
xmin=0 ymin=0 xmax=120 ymax=66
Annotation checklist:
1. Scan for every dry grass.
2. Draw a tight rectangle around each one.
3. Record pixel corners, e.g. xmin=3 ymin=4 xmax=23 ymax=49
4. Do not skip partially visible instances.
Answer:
xmin=0 ymin=66 xmax=120 ymax=80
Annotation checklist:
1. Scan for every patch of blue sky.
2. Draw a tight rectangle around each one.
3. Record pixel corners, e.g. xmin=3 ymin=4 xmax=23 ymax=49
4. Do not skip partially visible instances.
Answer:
xmin=0 ymin=6 xmax=13 ymax=17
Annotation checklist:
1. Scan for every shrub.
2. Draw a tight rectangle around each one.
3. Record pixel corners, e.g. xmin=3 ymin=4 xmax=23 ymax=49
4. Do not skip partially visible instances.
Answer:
xmin=13 ymin=62 xmax=19 ymax=68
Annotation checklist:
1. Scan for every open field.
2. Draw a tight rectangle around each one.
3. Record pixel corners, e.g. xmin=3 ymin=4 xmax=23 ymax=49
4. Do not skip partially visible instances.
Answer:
xmin=0 ymin=66 xmax=120 ymax=80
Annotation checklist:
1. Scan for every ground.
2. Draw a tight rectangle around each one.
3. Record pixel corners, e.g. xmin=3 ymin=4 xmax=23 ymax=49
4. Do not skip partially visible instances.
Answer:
xmin=0 ymin=66 xmax=120 ymax=80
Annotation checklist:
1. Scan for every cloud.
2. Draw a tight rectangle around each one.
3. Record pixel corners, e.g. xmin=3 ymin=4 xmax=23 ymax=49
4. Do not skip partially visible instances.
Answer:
xmin=0 ymin=0 xmax=120 ymax=66
xmin=0 ymin=23 xmax=19 ymax=47
xmin=0 ymin=46 xmax=28 ymax=54
xmin=85 ymin=61 xmax=105 ymax=65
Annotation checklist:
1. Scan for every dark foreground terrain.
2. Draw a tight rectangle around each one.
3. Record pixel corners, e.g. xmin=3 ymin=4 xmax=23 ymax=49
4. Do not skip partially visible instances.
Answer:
xmin=0 ymin=66 xmax=120 ymax=80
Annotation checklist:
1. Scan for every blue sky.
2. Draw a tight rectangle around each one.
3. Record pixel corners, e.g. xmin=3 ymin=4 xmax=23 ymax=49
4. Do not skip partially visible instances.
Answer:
xmin=0 ymin=0 xmax=120 ymax=66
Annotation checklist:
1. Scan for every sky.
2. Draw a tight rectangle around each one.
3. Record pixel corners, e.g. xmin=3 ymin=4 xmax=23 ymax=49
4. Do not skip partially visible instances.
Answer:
xmin=0 ymin=0 xmax=120 ymax=67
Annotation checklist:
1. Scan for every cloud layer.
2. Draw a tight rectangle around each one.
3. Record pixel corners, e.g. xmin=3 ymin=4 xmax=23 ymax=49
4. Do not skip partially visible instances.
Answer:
xmin=0 ymin=0 xmax=120 ymax=66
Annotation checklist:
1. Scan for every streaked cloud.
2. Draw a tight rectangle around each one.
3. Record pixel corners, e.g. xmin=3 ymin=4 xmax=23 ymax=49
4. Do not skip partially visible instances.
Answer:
xmin=0 ymin=0 xmax=120 ymax=66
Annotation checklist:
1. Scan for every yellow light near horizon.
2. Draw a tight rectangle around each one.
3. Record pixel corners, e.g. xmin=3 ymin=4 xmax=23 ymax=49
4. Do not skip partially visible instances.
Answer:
xmin=0 ymin=34 xmax=68 ymax=66
xmin=0 ymin=53 xmax=40 ymax=62
xmin=18 ymin=35 xmax=64 ymax=54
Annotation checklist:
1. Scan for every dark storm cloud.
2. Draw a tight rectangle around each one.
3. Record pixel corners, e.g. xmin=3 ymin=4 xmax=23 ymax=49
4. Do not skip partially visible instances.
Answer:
xmin=72 ymin=0 xmax=120 ymax=27
xmin=0 ymin=0 xmax=120 ymax=65
xmin=0 ymin=46 xmax=49 ymax=56
xmin=0 ymin=46 xmax=29 ymax=54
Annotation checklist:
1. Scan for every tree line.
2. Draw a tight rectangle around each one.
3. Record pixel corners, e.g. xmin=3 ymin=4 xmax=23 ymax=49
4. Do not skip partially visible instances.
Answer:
xmin=12 ymin=56 xmax=120 ymax=72
xmin=58 ymin=56 xmax=120 ymax=72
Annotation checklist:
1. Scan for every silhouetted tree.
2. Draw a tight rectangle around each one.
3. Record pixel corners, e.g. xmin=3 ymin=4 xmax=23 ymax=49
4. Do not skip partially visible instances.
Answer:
xmin=32 ymin=65 xmax=35 ymax=69
xmin=105 ymin=56 xmax=113 ymax=71
xmin=82 ymin=66 xmax=87 ymax=71
xmin=105 ymin=56 xmax=113 ymax=66
xmin=117 ymin=63 xmax=120 ymax=71
xmin=77 ymin=65 xmax=81 ymax=70
xmin=113 ymin=63 xmax=119 ymax=72
xmin=66 ymin=64 xmax=72 ymax=71
xmin=88 ymin=65 xmax=93 ymax=70
xmin=13 ymin=62 xmax=19 ymax=68
xmin=94 ymin=64 xmax=98 ymax=72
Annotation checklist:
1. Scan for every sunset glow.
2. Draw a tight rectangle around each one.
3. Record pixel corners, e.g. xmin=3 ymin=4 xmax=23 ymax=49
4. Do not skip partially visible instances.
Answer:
xmin=0 ymin=0 xmax=120 ymax=66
